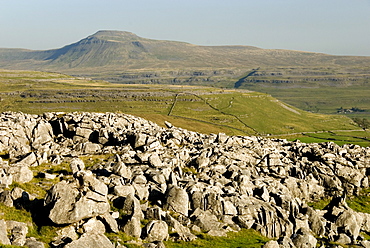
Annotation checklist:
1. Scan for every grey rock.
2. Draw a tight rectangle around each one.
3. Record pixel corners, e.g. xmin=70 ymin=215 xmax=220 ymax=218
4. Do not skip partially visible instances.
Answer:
xmin=291 ymin=228 xmax=317 ymax=248
xmin=55 ymin=225 xmax=79 ymax=241
xmin=193 ymin=210 xmax=223 ymax=232
xmin=164 ymin=121 xmax=173 ymax=128
xmin=360 ymin=240 xmax=370 ymax=248
xmin=112 ymin=161 xmax=132 ymax=179
xmin=149 ymin=154 xmax=163 ymax=167
xmin=143 ymin=220 xmax=169 ymax=242
xmin=82 ymin=142 xmax=102 ymax=154
xmin=74 ymin=127 xmax=93 ymax=142
xmin=263 ymin=240 xmax=280 ymax=248
xmin=164 ymin=185 xmax=189 ymax=216
xmin=18 ymin=152 xmax=38 ymax=167
xmin=6 ymin=220 xmax=28 ymax=246
xmin=122 ymin=216 xmax=142 ymax=238
xmin=306 ymin=207 xmax=325 ymax=237
xmin=115 ymin=243 xmax=127 ymax=248
xmin=277 ymin=236 xmax=296 ymax=248
xmin=134 ymin=133 xmax=147 ymax=148
xmin=69 ymin=158 xmax=85 ymax=175
xmin=165 ymin=213 xmax=197 ymax=241
xmin=133 ymin=183 xmax=149 ymax=200
xmin=207 ymin=229 xmax=227 ymax=237
xmin=335 ymin=233 xmax=351 ymax=245
xmin=64 ymin=232 xmax=114 ymax=248
xmin=31 ymin=122 xmax=53 ymax=150
xmin=2 ymin=112 xmax=370 ymax=248
xmin=99 ymin=212 xmax=119 ymax=233
xmin=335 ymin=209 xmax=363 ymax=242
xmin=222 ymin=200 xmax=238 ymax=216
xmin=8 ymin=164 xmax=33 ymax=183
xmin=235 ymin=215 xmax=255 ymax=229
xmin=143 ymin=241 xmax=166 ymax=248
xmin=113 ymin=185 xmax=135 ymax=197
xmin=45 ymin=178 xmax=110 ymax=225
xmin=254 ymin=186 xmax=270 ymax=202
xmin=360 ymin=212 xmax=370 ymax=232
xmin=25 ymin=237 xmax=45 ymax=248
xmin=82 ymin=218 xmax=106 ymax=234
xmin=196 ymin=153 xmax=210 ymax=168
xmin=0 ymin=190 xmax=13 ymax=207
xmin=122 ymin=193 xmax=143 ymax=218
xmin=0 ymin=219 xmax=11 ymax=245
xmin=0 ymin=167 xmax=13 ymax=188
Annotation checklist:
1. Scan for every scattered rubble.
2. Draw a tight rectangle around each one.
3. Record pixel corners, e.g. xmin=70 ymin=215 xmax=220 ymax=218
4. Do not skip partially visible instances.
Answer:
xmin=0 ymin=111 xmax=370 ymax=247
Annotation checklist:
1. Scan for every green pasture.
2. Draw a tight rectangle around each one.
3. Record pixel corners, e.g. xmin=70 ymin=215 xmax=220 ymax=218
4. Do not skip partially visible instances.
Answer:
xmin=242 ymin=84 xmax=370 ymax=119
xmin=1 ymin=69 xmax=368 ymax=143
xmin=164 ymin=229 xmax=269 ymax=248
xmin=286 ymin=130 xmax=370 ymax=147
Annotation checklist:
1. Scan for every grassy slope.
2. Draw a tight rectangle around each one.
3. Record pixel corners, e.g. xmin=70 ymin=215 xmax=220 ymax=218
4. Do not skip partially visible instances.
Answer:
xmin=1 ymin=31 xmax=369 ymax=131
xmin=0 ymin=70 xmax=360 ymax=138
xmin=239 ymin=66 xmax=370 ymax=121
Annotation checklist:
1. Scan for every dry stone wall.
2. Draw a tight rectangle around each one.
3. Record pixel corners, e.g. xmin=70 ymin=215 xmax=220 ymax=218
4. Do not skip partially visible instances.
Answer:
xmin=0 ymin=111 xmax=370 ymax=247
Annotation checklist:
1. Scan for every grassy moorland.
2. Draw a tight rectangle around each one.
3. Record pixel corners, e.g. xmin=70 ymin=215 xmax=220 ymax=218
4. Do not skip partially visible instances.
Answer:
xmin=1 ymin=31 xmax=370 ymax=133
xmin=238 ymin=67 xmax=370 ymax=121
xmin=0 ymin=70 xmax=363 ymax=140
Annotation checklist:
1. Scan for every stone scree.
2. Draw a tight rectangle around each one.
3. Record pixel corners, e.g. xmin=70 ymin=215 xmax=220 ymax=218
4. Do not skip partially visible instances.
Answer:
xmin=0 ymin=111 xmax=370 ymax=248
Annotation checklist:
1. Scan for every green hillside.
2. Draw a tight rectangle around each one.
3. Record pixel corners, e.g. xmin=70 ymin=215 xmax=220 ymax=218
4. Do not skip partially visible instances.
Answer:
xmin=1 ymin=30 xmax=370 ymax=79
xmin=1 ymin=31 xmax=369 ymax=123
xmin=0 ymin=70 xmax=359 ymax=138
xmin=237 ymin=67 xmax=370 ymax=121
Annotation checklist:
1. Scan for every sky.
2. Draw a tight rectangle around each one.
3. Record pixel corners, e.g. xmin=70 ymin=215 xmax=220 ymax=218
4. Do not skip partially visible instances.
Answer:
xmin=1 ymin=0 xmax=370 ymax=56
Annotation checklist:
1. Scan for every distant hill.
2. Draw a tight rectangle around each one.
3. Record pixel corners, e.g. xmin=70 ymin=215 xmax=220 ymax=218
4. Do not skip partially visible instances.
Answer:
xmin=1 ymin=30 xmax=370 ymax=78
xmin=1 ymin=31 xmax=370 ymax=120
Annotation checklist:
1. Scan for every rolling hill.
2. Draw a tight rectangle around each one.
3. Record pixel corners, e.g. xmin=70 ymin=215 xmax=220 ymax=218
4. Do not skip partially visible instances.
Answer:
xmin=1 ymin=30 xmax=370 ymax=75
xmin=1 ymin=30 xmax=370 ymax=120
xmin=1 ymin=70 xmax=366 ymax=145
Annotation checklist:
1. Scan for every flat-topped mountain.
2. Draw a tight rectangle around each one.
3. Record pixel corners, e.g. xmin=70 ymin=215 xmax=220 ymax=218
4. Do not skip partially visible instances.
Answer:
xmin=1 ymin=30 xmax=370 ymax=75
xmin=2 ymin=31 xmax=370 ymax=119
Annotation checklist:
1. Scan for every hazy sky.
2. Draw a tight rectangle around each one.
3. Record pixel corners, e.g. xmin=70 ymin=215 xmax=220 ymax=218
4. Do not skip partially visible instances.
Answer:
xmin=1 ymin=0 xmax=370 ymax=56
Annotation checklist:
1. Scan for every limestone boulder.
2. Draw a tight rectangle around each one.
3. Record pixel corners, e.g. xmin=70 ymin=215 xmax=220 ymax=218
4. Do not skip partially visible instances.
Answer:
xmin=64 ymin=232 xmax=114 ymax=248
xmin=122 ymin=193 xmax=143 ymax=218
xmin=31 ymin=121 xmax=53 ymax=150
xmin=0 ymin=167 xmax=13 ymax=188
xmin=8 ymin=164 xmax=33 ymax=183
xmin=291 ymin=228 xmax=317 ymax=248
xmin=165 ymin=213 xmax=197 ymax=242
xmin=164 ymin=185 xmax=189 ymax=216
xmin=143 ymin=220 xmax=169 ymax=242
xmin=24 ymin=237 xmax=45 ymax=248
xmin=99 ymin=212 xmax=119 ymax=233
xmin=122 ymin=216 xmax=142 ymax=238
xmin=82 ymin=218 xmax=106 ymax=234
xmin=44 ymin=178 xmax=110 ymax=225
xmin=6 ymin=220 xmax=28 ymax=247
xmin=0 ymin=219 xmax=11 ymax=245
xmin=69 ymin=158 xmax=85 ymax=175
xmin=263 ymin=240 xmax=280 ymax=248
xmin=0 ymin=190 xmax=13 ymax=207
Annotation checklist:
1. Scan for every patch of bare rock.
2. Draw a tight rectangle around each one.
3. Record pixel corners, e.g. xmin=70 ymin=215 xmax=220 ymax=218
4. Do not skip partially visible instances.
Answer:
xmin=0 ymin=111 xmax=370 ymax=247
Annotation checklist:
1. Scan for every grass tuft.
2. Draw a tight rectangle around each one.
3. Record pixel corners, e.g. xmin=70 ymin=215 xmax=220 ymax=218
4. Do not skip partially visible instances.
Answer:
xmin=164 ymin=228 xmax=270 ymax=248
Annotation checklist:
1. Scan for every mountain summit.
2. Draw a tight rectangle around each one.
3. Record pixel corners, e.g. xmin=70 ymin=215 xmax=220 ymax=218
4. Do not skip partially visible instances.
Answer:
xmin=1 ymin=30 xmax=370 ymax=82
xmin=89 ymin=30 xmax=143 ymax=41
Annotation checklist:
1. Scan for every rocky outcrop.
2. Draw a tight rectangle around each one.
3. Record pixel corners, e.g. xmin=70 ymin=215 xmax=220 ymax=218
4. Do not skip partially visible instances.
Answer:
xmin=44 ymin=170 xmax=110 ymax=225
xmin=0 ymin=111 xmax=370 ymax=247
